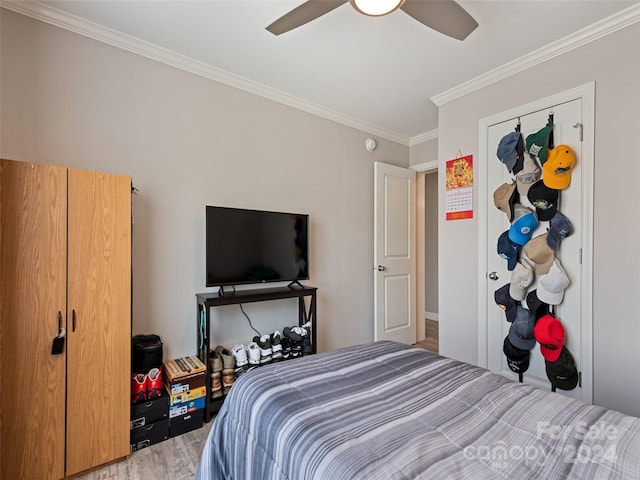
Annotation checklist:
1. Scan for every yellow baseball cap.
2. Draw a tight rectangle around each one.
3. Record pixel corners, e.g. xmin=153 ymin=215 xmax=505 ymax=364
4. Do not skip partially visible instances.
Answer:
xmin=543 ymin=145 xmax=576 ymax=190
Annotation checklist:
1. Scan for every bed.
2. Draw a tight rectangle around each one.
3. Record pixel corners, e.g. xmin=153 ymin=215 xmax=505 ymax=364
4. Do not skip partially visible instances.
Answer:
xmin=196 ymin=341 xmax=640 ymax=479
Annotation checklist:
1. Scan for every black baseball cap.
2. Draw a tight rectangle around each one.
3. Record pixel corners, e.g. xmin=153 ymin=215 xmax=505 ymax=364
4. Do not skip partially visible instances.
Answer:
xmin=545 ymin=346 xmax=579 ymax=390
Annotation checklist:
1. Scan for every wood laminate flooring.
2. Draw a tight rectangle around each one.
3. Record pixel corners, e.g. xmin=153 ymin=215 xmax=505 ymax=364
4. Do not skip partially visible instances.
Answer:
xmin=73 ymin=420 xmax=213 ymax=480
xmin=415 ymin=319 xmax=439 ymax=354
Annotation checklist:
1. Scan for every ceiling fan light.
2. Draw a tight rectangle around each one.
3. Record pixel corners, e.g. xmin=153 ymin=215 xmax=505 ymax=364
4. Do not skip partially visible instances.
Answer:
xmin=349 ymin=0 xmax=405 ymax=17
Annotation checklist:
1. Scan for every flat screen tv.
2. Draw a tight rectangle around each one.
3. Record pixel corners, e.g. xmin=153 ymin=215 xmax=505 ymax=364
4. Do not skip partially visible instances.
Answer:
xmin=205 ymin=206 xmax=309 ymax=288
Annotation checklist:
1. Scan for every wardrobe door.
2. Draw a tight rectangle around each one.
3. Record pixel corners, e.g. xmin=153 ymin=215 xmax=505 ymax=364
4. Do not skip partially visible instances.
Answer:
xmin=66 ymin=169 xmax=131 ymax=475
xmin=0 ymin=159 xmax=67 ymax=480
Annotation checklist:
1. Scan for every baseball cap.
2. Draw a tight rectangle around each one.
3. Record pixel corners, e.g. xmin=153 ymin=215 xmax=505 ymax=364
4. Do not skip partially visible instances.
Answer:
xmin=508 ymin=204 xmax=538 ymax=246
xmin=509 ymin=261 xmax=533 ymax=301
xmin=515 ymin=152 xmax=542 ymax=196
xmin=497 ymin=230 xmax=520 ymax=271
xmin=545 ymin=346 xmax=578 ymax=390
xmin=508 ymin=305 xmax=536 ymax=350
xmin=497 ymin=132 xmax=524 ymax=174
xmin=503 ymin=336 xmax=530 ymax=374
xmin=547 ymin=211 xmax=574 ymax=250
xmin=523 ymin=233 xmax=555 ymax=275
xmin=495 ymin=283 xmax=518 ymax=322
xmin=534 ymin=314 xmax=565 ymax=362
xmin=526 ymin=289 xmax=549 ymax=320
xmin=525 ymin=123 xmax=553 ymax=164
xmin=527 ymin=180 xmax=558 ymax=222
xmin=537 ymin=260 xmax=570 ymax=305
xmin=493 ymin=182 xmax=518 ymax=221
xmin=543 ymin=145 xmax=576 ymax=190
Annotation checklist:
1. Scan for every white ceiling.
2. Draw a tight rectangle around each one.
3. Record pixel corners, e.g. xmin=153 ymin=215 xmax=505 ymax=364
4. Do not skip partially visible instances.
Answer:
xmin=4 ymin=1 xmax=639 ymax=142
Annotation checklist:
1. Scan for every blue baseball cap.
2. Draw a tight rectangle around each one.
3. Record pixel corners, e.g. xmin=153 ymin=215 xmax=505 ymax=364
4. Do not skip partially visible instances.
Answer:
xmin=497 ymin=230 xmax=520 ymax=271
xmin=494 ymin=283 xmax=518 ymax=322
xmin=547 ymin=211 xmax=574 ymax=250
xmin=508 ymin=306 xmax=537 ymax=350
xmin=509 ymin=204 xmax=538 ymax=246
xmin=497 ymin=132 xmax=521 ymax=173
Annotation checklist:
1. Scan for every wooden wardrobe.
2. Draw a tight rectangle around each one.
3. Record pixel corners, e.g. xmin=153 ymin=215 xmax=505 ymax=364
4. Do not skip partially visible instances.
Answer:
xmin=0 ymin=159 xmax=131 ymax=478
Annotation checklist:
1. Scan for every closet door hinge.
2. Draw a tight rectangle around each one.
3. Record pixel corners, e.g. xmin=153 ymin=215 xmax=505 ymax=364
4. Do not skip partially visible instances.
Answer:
xmin=573 ymin=122 xmax=583 ymax=141
xmin=578 ymin=371 xmax=582 ymax=388
xmin=578 ymin=248 xmax=582 ymax=265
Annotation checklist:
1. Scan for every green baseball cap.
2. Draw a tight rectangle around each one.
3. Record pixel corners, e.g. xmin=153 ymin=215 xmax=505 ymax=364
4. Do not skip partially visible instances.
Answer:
xmin=526 ymin=124 xmax=553 ymax=165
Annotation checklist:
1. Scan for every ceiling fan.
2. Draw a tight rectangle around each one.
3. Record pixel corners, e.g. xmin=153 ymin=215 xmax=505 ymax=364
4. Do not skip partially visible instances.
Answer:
xmin=266 ymin=0 xmax=478 ymax=40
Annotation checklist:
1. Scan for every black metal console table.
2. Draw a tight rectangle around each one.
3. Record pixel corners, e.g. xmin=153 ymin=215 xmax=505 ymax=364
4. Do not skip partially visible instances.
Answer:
xmin=196 ymin=285 xmax=317 ymax=422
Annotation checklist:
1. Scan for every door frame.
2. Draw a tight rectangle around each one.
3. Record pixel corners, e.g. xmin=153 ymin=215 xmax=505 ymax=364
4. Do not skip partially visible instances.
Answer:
xmin=476 ymin=82 xmax=595 ymax=403
xmin=411 ymin=160 xmax=438 ymax=342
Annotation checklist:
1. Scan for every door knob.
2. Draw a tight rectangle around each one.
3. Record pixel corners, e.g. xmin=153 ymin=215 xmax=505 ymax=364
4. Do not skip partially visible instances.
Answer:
xmin=488 ymin=272 xmax=499 ymax=281
xmin=376 ymin=265 xmax=386 ymax=272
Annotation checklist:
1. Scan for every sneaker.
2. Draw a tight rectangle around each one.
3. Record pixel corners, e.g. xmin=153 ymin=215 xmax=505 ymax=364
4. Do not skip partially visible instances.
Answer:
xmin=290 ymin=342 xmax=303 ymax=358
xmin=281 ymin=337 xmax=292 ymax=360
xmin=209 ymin=349 xmax=223 ymax=373
xmin=247 ymin=342 xmax=261 ymax=365
xmin=146 ymin=367 xmax=164 ymax=399
xmin=232 ymin=344 xmax=249 ymax=368
xmin=254 ymin=335 xmax=272 ymax=364
xmin=283 ymin=326 xmax=303 ymax=343
xmin=215 ymin=345 xmax=235 ymax=370
xmin=131 ymin=373 xmax=147 ymax=404
xmin=271 ymin=331 xmax=283 ymax=361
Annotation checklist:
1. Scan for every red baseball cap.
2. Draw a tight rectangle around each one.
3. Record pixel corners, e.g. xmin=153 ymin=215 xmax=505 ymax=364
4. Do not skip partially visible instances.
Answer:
xmin=534 ymin=314 xmax=565 ymax=362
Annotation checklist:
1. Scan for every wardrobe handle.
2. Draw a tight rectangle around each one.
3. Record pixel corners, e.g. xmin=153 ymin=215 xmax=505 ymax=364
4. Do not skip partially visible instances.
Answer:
xmin=72 ymin=309 xmax=77 ymax=332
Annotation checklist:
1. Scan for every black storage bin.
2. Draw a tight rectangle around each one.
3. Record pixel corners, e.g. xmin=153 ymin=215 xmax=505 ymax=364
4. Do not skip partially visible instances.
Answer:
xmin=132 ymin=334 xmax=163 ymax=373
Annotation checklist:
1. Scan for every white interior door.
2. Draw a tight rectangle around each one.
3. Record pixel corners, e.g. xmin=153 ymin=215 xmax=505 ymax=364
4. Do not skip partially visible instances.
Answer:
xmin=479 ymin=86 xmax=594 ymax=403
xmin=374 ymin=161 xmax=416 ymax=344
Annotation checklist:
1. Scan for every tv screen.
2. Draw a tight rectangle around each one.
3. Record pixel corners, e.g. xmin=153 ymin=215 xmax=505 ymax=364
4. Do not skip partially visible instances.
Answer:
xmin=205 ymin=206 xmax=309 ymax=287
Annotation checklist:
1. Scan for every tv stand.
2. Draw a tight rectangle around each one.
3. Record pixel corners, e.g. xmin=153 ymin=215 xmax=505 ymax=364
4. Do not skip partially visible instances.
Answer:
xmin=196 ymin=285 xmax=317 ymax=422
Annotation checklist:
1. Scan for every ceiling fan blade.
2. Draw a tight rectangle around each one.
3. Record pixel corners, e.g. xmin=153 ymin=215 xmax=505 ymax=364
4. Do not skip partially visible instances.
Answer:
xmin=400 ymin=0 xmax=478 ymax=40
xmin=266 ymin=1 xmax=348 ymax=35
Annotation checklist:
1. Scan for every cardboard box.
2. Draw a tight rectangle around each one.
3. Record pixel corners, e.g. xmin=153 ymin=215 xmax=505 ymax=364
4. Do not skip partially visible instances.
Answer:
xmin=169 ymin=410 xmax=203 ymax=438
xmin=163 ymin=356 xmax=206 ymax=395
xmin=130 ymin=419 xmax=169 ymax=452
xmin=130 ymin=393 xmax=169 ymax=430
xmin=168 ymin=396 xmax=205 ymax=418
xmin=163 ymin=356 xmax=206 ymax=381
xmin=169 ymin=386 xmax=206 ymax=406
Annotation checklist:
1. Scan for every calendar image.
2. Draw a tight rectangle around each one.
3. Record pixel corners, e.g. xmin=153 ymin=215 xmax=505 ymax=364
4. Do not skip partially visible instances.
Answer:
xmin=445 ymin=155 xmax=473 ymax=220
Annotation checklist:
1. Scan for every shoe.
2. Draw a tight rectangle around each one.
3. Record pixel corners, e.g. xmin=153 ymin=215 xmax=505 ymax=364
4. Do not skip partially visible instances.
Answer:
xmin=146 ymin=367 xmax=164 ymax=399
xmin=210 ymin=371 xmax=222 ymax=397
xmin=231 ymin=344 xmax=248 ymax=368
xmin=215 ymin=345 xmax=235 ymax=370
xmin=209 ymin=349 xmax=223 ymax=373
xmin=131 ymin=373 xmax=147 ymax=404
xmin=283 ymin=326 xmax=303 ymax=343
xmin=247 ymin=342 xmax=261 ymax=365
xmin=254 ymin=335 xmax=272 ymax=364
xmin=281 ymin=337 xmax=291 ymax=360
xmin=222 ymin=368 xmax=235 ymax=388
xmin=271 ymin=331 xmax=283 ymax=361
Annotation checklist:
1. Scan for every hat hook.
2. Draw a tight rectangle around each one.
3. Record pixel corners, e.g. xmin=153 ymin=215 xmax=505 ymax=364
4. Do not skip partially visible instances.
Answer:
xmin=515 ymin=117 xmax=521 ymax=132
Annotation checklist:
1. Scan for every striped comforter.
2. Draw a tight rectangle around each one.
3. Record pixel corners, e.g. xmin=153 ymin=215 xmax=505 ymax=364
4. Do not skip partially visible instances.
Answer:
xmin=196 ymin=341 xmax=640 ymax=479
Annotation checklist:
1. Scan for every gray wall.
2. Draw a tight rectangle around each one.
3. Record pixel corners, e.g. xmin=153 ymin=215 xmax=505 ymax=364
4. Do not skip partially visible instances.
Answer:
xmin=437 ymin=22 xmax=640 ymax=417
xmin=0 ymin=10 xmax=409 ymax=360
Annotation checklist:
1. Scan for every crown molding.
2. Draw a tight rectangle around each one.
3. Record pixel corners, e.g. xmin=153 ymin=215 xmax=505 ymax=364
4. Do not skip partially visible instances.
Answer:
xmin=409 ymin=129 xmax=438 ymax=146
xmin=432 ymin=3 xmax=640 ymax=107
xmin=0 ymin=0 xmax=411 ymax=146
